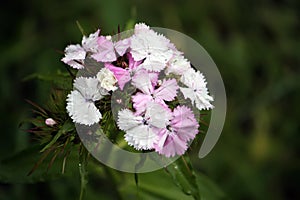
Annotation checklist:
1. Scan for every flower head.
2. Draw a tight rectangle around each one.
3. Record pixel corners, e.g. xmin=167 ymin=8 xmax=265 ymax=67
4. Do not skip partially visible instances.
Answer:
xmin=66 ymin=77 xmax=103 ymax=126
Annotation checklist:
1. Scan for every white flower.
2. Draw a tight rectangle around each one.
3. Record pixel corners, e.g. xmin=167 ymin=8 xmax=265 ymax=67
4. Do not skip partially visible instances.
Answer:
xmin=97 ymin=68 xmax=118 ymax=91
xmin=117 ymin=102 xmax=171 ymax=150
xmin=130 ymin=24 xmax=173 ymax=72
xmin=62 ymin=30 xmax=100 ymax=69
xmin=66 ymin=77 xmax=103 ymax=126
xmin=61 ymin=44 xmax=86 ymax=69
xmin=179 ymin=68 xmax=214 ymax=110
xmin=166 ymin=54 xmax=192 ymax=75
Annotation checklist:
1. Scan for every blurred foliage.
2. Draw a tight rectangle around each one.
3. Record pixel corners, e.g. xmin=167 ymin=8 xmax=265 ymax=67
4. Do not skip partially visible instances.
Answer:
xmin=0 ymin=0 xmax=299 ymax=199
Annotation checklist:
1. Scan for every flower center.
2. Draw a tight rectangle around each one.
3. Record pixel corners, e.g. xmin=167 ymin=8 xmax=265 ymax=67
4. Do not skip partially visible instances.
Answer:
xmin=113 ymin=55 xmax=129 ymax=69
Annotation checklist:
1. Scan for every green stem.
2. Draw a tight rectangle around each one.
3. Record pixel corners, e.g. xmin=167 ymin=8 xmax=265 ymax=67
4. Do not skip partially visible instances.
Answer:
xmin=79 ymin=144 xmax=89 ymax=200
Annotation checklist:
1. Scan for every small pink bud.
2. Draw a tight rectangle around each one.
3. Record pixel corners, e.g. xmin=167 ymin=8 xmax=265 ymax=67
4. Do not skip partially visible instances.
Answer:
xmin=45 ymin=118 xmax=57 ymax=126
xmin=116 ymin=99 xmax=122 ymax=104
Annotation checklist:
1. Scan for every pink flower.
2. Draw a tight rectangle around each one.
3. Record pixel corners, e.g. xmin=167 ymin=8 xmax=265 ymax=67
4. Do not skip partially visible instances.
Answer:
xmin=154 ymin=105 xmax=199 ymax=157
xmin=132 ymin=71 xmax=178 ymax=115
xmin=92 ymin=36 xmax=131 ymax=63
xmin=105 ymin=53 xmax=143 ymax=90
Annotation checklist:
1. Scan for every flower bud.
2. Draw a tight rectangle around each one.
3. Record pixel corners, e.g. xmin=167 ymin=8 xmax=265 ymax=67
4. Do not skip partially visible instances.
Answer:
xmin=45 ymin=118 xmax=57 ymax=126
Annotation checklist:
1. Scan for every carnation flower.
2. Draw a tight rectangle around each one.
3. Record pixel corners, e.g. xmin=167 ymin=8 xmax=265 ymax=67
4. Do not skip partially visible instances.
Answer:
xmin=92 ymin=36 xmax=131 ymax=63
xmin=91 ymin=36 xmax=116 ymax=62
xmin=154 ymin=106 xmax=199 ymax=157
xmin=117 ymin=102 xmax=172 ymax=150
xmin=132 ymin=70 xmax=178 ymax=114
xmin=66 ymin=77 xmax=103 ymax=126
xmin=61 ymin=29 xmax=100 ymax=69
xmin=105 ymin=52 xmax=143 ymax=90
xmin=130 ymin=23 xmax=173 ymax=72
xmin=180 ymin=68 xmax=214 ymax=110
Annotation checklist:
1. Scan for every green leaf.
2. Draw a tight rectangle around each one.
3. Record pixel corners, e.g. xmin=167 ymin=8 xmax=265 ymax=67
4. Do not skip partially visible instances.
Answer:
xmin=22 ymin=71 xmax=73 ymax=90
xmin=0 ymin=145 xmax=79 ymax=183
xmin=166 ymin=156 xmax=200 ymax=199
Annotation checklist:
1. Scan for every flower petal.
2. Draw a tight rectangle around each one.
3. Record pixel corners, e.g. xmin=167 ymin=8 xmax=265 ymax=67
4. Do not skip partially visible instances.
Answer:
xmin=82 ymin=29 xmax=100 ymax=53
xmin=125 ymin=125 xmax=157 ymax=150
xmin=105 ymin=63 xmax=131 ymax=90
xmin=132 ymin=70 xmax=154 ymax=94
xmin=92 ymin=36 xmax=117 ymax=62
xmin=154 ymin=79 xmax=178 ymax=101
xmin=145 ymin=102 xmax=172 ymax=128
xmin=117 ymin=109 xmax=143 ymax=131
xmin=171 ymin=105 xmax=199 ymax=142
xmin=73 ymin=77 xmax=103 ymax=101
xmin=132 ymin=92 xmax=153 ymax=115
xmin=114 ymin=38 xmax=131 ymax=56
xmin=155 ymin=129 xmax=187 ymax=157
xmin=61 ymin=44 xmax=86 ymax=69
xmin=66 ymin=90 xmax=102 ymax=126
xmin=166 ymin=54 xmax=191 ymax=75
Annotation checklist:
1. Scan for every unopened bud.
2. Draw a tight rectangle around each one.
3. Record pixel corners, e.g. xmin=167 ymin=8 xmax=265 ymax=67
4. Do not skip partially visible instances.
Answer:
xmin=45 ymin=118 xmax=57 ymax=126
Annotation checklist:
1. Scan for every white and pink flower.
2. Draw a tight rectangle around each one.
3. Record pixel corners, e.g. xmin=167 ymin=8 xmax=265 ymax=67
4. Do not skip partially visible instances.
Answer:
xmin=62 ymin=23 xmax=214 ymax=157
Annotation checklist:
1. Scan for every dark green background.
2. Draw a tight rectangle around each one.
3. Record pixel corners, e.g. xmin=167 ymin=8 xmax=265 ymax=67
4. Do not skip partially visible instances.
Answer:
xmin=0 ymin=0 xmax=299 ymax=199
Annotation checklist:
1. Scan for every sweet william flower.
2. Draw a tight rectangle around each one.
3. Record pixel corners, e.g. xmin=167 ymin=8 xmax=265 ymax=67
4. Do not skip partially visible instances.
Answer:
xmin=92 ymin=36 xmax=131 ymax=63
xmin=117 ymin=102 xmax=172 ymax=150
xmin=61 ymin=22 xmax=214 ymax=157
xmin=132 ymin=70 xmax=178 ymax=115
xmin=180 ymin=68 xmax=214 ymax=110
xmin=91 ymin=36 xmax=116 ymax=62
xmin=105 ymin=52 xmax=143 ymax=90
xmin=154 ymin=105 xmax=199 ymax=157
xmin=62 ymin=30 xmax=100 ymax=69
xmin=66 ymin=77 xmax=103 ymax=126
xmin=130 ymin=23 xmax=173 ymax=72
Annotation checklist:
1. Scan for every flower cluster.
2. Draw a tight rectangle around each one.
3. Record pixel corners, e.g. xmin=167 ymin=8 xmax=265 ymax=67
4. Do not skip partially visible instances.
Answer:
xmin=63 ymin=23 xmax=214 ymax=157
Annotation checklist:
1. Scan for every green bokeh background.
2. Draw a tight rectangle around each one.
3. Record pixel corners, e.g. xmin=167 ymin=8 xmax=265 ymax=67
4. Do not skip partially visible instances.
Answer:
xmin=0 ymin=0 xmax=299 ymax=199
